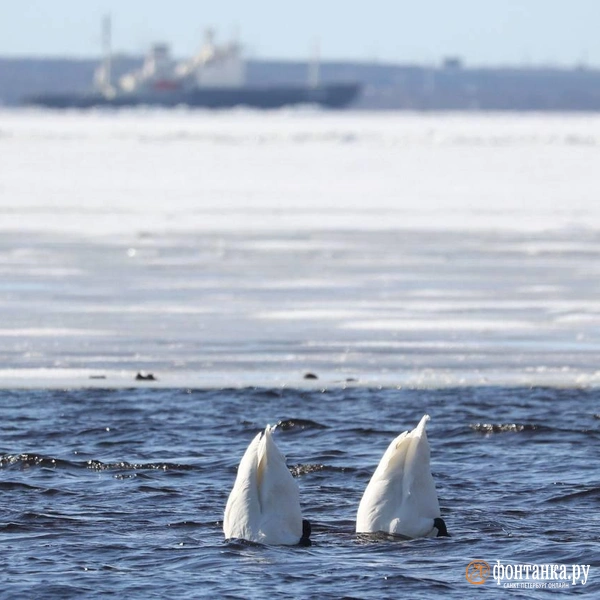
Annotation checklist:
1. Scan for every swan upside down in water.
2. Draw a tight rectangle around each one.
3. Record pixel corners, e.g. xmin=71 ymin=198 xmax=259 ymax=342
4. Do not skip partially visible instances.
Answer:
xmin=356 ymin=414 xmax=449 ymax=539
xmin=224 ymin=425 xmax=311 ymax=546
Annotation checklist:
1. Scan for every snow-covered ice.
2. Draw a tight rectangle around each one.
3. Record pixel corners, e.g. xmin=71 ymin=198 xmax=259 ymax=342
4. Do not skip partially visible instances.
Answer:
xmin=1 ymin=108 xmax=599 ymax=387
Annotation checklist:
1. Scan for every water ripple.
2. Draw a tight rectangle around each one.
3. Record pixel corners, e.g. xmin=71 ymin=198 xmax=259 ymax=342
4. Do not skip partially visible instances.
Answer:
xmin=1 ymin=386 xmax=599 ymax=599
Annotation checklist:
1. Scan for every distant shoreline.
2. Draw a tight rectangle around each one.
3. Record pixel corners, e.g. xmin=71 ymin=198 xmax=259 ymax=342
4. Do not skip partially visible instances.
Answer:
xmin=2 ymin=56 xmax=600 ymax=110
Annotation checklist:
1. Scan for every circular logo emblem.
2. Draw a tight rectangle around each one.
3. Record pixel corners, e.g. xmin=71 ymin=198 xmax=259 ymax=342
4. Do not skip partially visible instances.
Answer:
xmin=466 ymin=560 xmax=491 ymax=585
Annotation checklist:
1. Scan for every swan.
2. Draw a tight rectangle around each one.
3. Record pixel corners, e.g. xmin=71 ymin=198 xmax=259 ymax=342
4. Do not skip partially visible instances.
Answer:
xmin=356 ymin=414 xmax=449 ymax=538
xmin=223 ymin=425 xmax=311 ymax=546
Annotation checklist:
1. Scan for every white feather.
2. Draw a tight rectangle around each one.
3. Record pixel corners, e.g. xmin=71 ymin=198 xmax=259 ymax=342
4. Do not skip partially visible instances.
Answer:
xmin=223 ymin=426 xmax=303 ymax=545
xmin=356 ymin=414 xmax=442 ymax=538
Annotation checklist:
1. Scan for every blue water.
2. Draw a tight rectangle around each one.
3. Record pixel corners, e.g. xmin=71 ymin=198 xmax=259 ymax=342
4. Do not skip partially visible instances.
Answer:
xmin=1 ymin=386 xmax=599 ymax=598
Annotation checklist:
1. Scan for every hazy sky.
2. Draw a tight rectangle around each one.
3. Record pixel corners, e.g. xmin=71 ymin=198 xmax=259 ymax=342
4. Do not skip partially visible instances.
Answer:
xmin=2 ymin=1 xmax=599 ymax=67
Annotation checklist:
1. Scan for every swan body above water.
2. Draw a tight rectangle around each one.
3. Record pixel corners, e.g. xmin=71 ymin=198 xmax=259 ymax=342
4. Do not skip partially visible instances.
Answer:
xmin=356 ymin=414 xmax=449 ymax=538
xmin=224 ymin=426 xmax=310 ymax=545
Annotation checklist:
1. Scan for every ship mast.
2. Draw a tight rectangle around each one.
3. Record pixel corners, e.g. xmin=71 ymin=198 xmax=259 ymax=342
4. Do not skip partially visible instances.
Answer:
xmin=308 ymin=37 xmax=321 ymax=88
xmin=93 ymin=14 xmax=114 ymax=94
xmin=102 ymin=15 xmax=112 ymax=88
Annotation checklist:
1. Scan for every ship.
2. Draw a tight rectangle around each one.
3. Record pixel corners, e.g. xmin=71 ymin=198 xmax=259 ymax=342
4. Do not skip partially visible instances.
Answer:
xmin=23 ymin=21 xmax=361 ymax=110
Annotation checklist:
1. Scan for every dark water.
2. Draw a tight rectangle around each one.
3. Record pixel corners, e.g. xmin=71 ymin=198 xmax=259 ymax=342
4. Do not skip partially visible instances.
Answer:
xmin=1 ymin=386 xmax=599 ymax=598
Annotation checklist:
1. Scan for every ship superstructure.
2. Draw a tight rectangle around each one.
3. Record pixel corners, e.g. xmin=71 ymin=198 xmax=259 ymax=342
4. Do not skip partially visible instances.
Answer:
xmin=24 ymin=22 xmax=360 ymax=109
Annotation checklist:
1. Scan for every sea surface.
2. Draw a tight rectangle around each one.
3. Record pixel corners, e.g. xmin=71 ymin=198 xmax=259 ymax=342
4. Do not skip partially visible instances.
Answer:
xmin=1 ymin=387 xmax=599 ymax=599
xmin=0 ymin=109 xmax=599 ymax=597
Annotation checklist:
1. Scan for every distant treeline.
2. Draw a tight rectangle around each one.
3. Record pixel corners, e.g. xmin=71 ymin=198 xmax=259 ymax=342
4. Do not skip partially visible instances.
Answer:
xmin=1 ymin=55 xmax=600 ymax=110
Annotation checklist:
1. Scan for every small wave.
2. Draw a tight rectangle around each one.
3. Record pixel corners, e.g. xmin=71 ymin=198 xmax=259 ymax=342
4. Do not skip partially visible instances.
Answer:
xmin=85 ymin=459 xmax=195 ymax=472
xmin=0 ymin=453 xmax=73 ymax=469
xmin=166 ymin=520 xmax=204 ymax=528
xmin=289 ymin=463 xmax=326 ymax=477
xmin=345 ymin=427 xmax=390 ymax=436
xmin=547 ymin=486 xmax=600 ymax=504
xmin=0 ymin=480 xmax=42 ymax=491
xmin=20 ymin=511 xmax=89 ymax=524
xmin=136 ymin=484 xmax=181 ymax=494
xmin=0 ymin=454 xmax=195 ymax=472
xmin=289 ymin=463 xmax=354 ymax=478
xmin=355 ymin=531 xmax=422 ymax=545
xmin=470 ymin=423 xmax=547 ymax=433
xmin=275 ymin=418 xmax=328 ymax=431
xmin=224 ymin=538 xmax=265 ymax=549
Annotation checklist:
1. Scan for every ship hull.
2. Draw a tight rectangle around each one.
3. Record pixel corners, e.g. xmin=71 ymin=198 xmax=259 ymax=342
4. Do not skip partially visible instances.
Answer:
xmin=23 ymin=83 xmax=361 ymax=109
